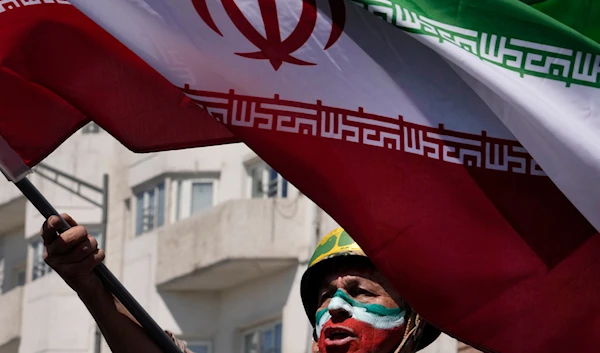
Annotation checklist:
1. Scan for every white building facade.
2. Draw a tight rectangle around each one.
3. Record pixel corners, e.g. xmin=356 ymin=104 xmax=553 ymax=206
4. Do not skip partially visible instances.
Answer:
xmin=0 ymin=124 xmax=464 ymax=353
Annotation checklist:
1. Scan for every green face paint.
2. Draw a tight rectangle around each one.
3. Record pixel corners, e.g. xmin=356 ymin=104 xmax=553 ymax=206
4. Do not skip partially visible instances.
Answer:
xmin=315 ymin=289 xmax=406 ymax=339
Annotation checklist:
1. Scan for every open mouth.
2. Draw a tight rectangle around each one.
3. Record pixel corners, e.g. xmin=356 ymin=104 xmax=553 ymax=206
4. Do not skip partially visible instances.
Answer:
xmin=324 ymin=326 xmax=358 ymax=346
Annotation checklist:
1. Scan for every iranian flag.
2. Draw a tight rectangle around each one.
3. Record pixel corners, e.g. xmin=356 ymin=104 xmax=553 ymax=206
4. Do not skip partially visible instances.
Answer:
xmin=1 ymin=1 xmax=599 ymax=352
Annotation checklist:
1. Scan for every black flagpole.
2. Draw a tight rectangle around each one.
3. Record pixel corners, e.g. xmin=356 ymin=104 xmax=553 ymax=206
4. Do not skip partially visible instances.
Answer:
xmin=15 ymin=177 xmax=182 ymax=353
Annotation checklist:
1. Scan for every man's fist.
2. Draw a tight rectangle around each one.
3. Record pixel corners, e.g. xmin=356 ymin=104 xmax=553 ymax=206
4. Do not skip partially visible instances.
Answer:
xmin=41 ymin=214 xmax=105 ymax=295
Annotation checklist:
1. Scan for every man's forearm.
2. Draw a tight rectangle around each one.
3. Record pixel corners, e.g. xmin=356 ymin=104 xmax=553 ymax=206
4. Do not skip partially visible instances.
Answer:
xmin=78 ymin=282 xmax=165 ymax=353
xmin=40 ymin=216 xmax=178 ymax=353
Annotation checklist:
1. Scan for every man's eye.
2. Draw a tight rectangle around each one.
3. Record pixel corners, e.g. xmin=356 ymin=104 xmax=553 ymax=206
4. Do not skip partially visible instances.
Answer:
xmin=357 ymin=288 xmax=375 ymax=297
xmin=319 ymin=291 xmax=333 ymax=305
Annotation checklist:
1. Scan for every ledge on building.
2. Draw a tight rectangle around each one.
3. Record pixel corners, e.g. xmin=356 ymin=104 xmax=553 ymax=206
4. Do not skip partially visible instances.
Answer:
xmin=155 ymin=198 xmax=308 ymax=291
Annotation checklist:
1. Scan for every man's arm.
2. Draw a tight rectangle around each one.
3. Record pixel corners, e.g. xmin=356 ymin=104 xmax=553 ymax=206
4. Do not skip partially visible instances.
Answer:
xmin=42 ymin=214 xmax=182 ymax=353
xmin=78 ymin=279 xmax=171 ymax=353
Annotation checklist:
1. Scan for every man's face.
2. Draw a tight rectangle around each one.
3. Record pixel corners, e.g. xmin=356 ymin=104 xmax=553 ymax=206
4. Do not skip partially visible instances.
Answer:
xmin=313 ymin=264 xmax=406 ymax=353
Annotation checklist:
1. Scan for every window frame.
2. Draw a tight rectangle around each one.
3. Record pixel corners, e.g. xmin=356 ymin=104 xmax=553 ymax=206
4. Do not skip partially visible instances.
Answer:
xmin=241 ymin=320 xmax=283 ymax=353
xmin=171 ymin=177 xmax=218 ymax=223
xmin=245 ymin=160 xmax=288 ymax=199
xmin=12 ymin=263 xmax=26 ymax=288
xmin=135 ymin=181 xmax=166 ymax=236
xmin=31 ymin=238 xmax=52 ymax=281
xmin=185 ymin=340 xmax=213 ymax=353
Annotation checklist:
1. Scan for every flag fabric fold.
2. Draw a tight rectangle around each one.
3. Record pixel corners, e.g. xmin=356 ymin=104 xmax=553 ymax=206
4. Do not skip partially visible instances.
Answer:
xmin=352 ymin=0 xmax=600 ymax=231
xmin=0 ymin=1 xmax=237 ymax=169
xmin=2 ymin=1 xmax=599 ymax=352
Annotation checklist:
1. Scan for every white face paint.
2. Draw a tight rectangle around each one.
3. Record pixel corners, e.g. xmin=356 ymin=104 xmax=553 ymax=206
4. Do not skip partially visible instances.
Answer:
xmin=315 ymin=289 xmax=406 ymax=339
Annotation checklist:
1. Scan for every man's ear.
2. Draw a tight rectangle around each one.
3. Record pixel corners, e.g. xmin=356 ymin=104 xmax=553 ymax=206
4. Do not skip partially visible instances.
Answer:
xmin=312 ymin=340 xmax=319 ymax=353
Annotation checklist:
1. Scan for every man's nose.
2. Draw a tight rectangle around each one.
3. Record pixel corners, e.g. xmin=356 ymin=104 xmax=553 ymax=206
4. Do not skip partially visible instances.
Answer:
xmin=328 ymin=287 xmax=352 ymax=323
xmin=329 ymin=306 xmax=351 ymax=322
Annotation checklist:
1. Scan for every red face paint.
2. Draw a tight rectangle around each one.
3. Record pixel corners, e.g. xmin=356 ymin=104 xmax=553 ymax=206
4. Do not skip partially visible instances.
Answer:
xmin=317 ymin=318 xmax=403 ymax=353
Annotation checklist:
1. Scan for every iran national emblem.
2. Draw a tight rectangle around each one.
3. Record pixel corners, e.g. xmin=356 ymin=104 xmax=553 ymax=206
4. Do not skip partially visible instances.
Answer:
xmin=192 ymin=0 xmax=346 ymax=70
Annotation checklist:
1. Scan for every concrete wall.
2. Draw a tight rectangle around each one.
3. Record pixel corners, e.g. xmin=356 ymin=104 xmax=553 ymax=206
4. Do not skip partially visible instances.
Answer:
xmin=120 ymin=229 xmax=222 ymax=338
xmin=0 ymin=197 xmax=25 ymax=237
xmin=120 ymin=230 xmax=199 ymax=335
xmin=103 ymin=145 xmax=136 ymax=282
xmin=0 ymin=286 xmax=23 ymax=349
xmin=119 ymin=200 xmax=311 ymax=352
xmin=23 ymin=129 xmax=113 ymax=238
xmin=19 ymin=273 xmax=96 ymax=353
xmin=215 ymin=266 xmax=300 ymax=353
xmin=155 ymin=197 xmax=310 ymax=287
xmin=0 ymin=179 xmax=22 ymax=206
xmin=126 ymin=144 xmax=256 ymax=203
xmin=281 ymin=264 xmax=312 ymax=353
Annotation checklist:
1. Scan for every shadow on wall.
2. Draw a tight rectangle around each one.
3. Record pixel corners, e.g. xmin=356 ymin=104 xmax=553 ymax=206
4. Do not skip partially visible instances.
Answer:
xmin=226 ymin=266 xmax=297 ymax=353
xmin=0 ymin=338 xmax=19 ymax=353
xmin=158 ymin=290 xmax=220 ymax=340
xmin=158 ymin=265 xmax=297 ymax=351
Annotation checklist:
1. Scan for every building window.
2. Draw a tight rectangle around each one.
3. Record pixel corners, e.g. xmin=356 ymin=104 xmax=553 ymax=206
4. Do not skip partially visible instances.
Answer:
xmin=32 ymin=239 xmax=52 ymax=281
xmin=191 ymin=182 xmax=214 ymax=213
xmin=82 ymin=122 xmax=101 ymax=134
xmin=249 ymin=162 xmax=288 ymax=199
xmin=186 ymin=342 xmax=211 ymax=353
xmin=12 ymin=264 xmax=25 ymax=288
xmin=243 ymin=322 xmax=282 ymax=353
xmin=173 ymin=178 xmax=216 ymax=221
xmin=136 ymin=182 xmax=165 ymax=235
